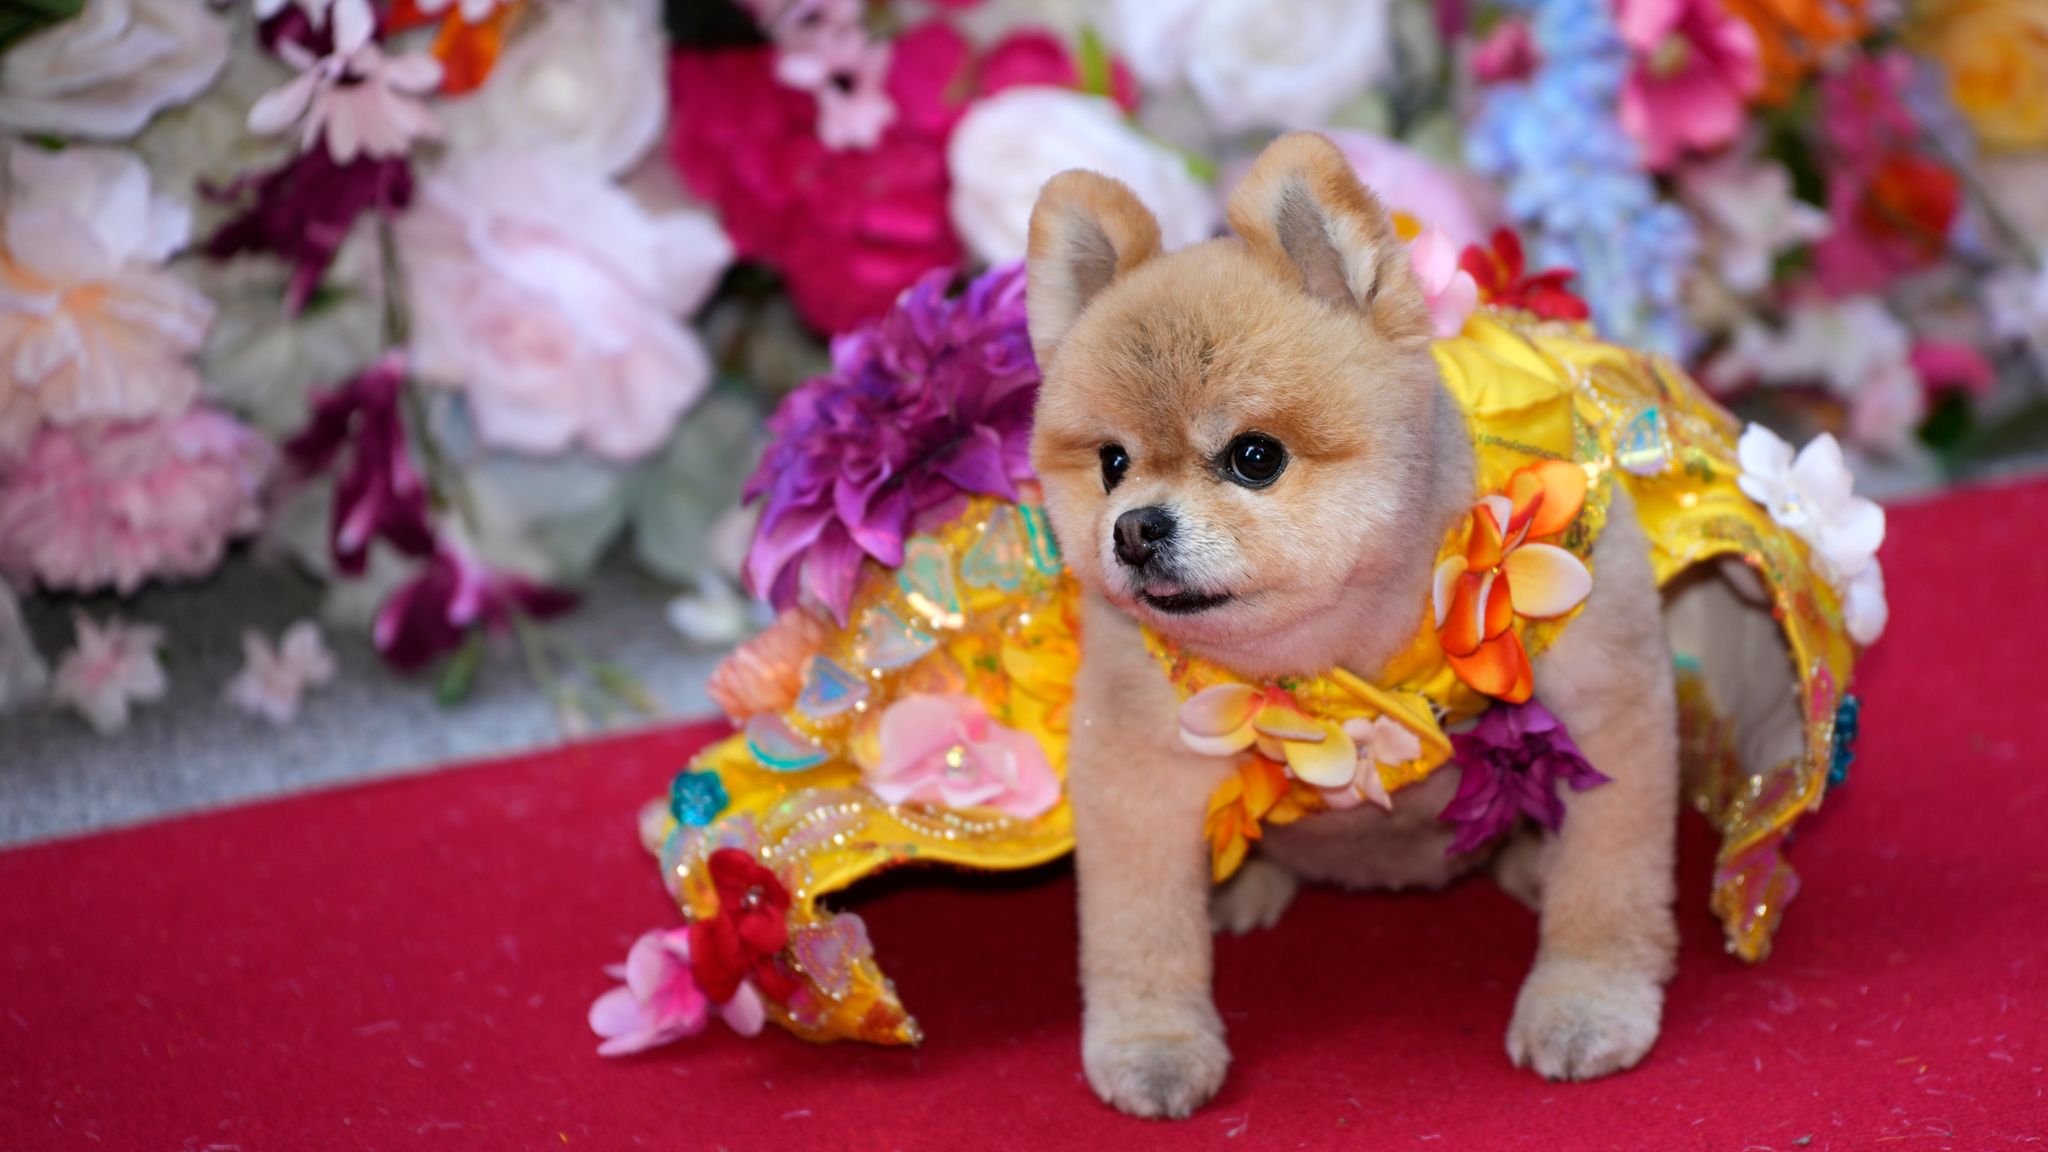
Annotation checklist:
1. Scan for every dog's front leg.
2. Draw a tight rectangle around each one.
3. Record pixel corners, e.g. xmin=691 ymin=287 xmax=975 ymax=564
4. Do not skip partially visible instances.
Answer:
xmin=1070 ymin=592 xmax=1236 ymax=1118
xmin=1514 ymin=496 xmax=1682 ymax=1081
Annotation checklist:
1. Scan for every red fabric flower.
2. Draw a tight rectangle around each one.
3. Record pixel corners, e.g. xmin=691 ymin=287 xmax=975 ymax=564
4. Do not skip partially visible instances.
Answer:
xmin=687 ymin=849 xmax=801 ymax=1005
xmin=1459 ymin=229 xmax=1591 ymax=322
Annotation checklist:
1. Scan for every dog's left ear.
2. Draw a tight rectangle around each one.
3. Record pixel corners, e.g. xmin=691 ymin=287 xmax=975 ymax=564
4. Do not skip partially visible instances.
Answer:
xmin=1027 ymin=170 xmax=1163 ymax=371
xmin=1227 ymin=132 xmax=1430 ymax=343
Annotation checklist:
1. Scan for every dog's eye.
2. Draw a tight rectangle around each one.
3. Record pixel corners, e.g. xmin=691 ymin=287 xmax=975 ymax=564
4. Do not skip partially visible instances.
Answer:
xmin=1224 ymin=434 xmax=1287 ymax=488
xmin=1099 ymin=443 xmax=1130 ymax=492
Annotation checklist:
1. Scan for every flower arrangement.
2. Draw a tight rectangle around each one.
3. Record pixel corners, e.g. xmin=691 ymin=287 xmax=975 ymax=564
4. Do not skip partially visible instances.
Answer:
xmin=2 ymin=0 xmax=2042 ymax=737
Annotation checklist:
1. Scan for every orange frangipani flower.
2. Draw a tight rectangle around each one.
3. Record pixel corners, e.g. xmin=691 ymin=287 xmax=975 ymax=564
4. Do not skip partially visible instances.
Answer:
xmin=1432 ymin=460 xmax=1593 ymax=703
xmin=1204 ymin=755 xmax=1316 ymax=883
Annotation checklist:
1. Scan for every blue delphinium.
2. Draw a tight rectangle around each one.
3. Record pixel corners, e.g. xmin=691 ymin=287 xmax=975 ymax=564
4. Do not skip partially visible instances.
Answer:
xmin=1465 ymin=0 xmax=1698 ymax=356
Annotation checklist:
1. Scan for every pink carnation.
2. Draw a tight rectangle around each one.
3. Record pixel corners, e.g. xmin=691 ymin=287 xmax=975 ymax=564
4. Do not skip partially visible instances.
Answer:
xmin=0 ymin=409 xmax=273 ymax=594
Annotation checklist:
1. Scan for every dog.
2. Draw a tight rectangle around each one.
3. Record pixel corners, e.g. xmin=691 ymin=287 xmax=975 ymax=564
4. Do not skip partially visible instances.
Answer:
xmin=1024 ymin=132 xmax=1806 ymax=1119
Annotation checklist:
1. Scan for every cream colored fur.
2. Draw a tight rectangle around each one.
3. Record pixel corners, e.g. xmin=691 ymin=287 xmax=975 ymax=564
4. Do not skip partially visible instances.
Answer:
xmin=1027 ymin=133 xmax=1775 ymax=1119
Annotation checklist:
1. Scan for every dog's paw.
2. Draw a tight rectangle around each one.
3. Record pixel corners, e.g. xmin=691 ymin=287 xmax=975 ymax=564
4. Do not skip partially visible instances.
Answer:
xmin=1210 ymin=857 xmax=1298 ymax=935
xmin=1506 ymin=958 xmax=1664 ymax=1082
xmin=1084 ymin=1024 xmax=1229 ymax=1119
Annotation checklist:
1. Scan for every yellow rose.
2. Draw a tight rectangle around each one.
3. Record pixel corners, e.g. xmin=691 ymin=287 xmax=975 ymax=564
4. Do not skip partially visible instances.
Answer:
xmin=1910 ymin=0 xmax=2048 ymax=151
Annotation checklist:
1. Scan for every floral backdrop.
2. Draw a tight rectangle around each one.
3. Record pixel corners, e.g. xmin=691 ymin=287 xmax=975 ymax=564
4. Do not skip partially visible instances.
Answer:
xmin=0 ymin=0 xmax=2041 ymax=734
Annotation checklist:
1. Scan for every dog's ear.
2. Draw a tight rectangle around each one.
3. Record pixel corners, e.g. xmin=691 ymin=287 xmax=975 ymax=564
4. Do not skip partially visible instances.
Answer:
xmin=1227 ymin=132 xmax=1429 ymax=342
xmin=1026 ymin=170 xmax=1163 ymax=370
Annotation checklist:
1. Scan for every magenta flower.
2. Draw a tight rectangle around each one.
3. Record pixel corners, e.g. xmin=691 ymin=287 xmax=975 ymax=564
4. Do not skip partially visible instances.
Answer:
xmin=1617 ymin=0 xmax=1762 ymax=171
xmin=587 ymin=928 xmax=765 ymax=1057
xmin=1440 ymin=700 xmax=1610 ymax=856
xmin=742 ymin=262 xmax=1038 ymax=621
xmin=206 ymin=147 xmax=413 ymax=315
xmin=372 ymin=544 xmax=577 ymax=671
xmin=283 ymin=354 xmax=433 ymax=576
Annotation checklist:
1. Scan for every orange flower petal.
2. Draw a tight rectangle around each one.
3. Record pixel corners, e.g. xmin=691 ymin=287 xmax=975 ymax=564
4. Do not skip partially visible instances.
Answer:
xmin=1481 ymin=568 xmax=1514 ymax=639
xmin=1439 ymin=570 xmax=1488 ymax=655
xmin=1521 ymin=460 xmax=1588 ymax=539
xmin=1432 ymin=556 xmax=1467 ymax=627
xmin=1446 ymin=632 xmax=1533 ymax=700
xmin=433 ymin=2 xmax=522 ymax=96
xmin=1465 ymin=497 xmax=1509 ymax=568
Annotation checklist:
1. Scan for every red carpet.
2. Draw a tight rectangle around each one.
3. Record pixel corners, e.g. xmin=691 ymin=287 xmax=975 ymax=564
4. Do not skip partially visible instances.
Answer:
xmin=5 ymin=479 xmax=2046 ymax=1150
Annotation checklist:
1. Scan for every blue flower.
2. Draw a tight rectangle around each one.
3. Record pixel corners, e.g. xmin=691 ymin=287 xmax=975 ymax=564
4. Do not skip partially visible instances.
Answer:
xmin=1828 ymin=696 xmax=1861 ymax=789
xmin=669 ymin=769 xmax=730 ymax=826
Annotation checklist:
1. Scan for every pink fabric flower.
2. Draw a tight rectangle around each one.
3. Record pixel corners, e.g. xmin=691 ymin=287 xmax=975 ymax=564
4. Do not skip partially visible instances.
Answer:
xmin=0 ymin=409 xmax=272 ymax=594
xmin=1472 ymin=17 xmax=1538 ymax=84
xmin=51 ymin=612 xmax=167 ymax=734
xmin=225 ymin=620 xmax=337 ymax=725
xmin=398 ymin=151 xmax=731 ymax=461
xmin=1617 ymin=0 xmax=1762 ymax=171
xmin=1408 ymin=225 xmax=1480 ymax=338
xmin=1225 ymin=131 xmax=1494 ymax=250
xmin=0 ymin=145 xmax=212 ymax=456
xmin=247 ymin=0 xmax=442 ymax=163
xmin=587 ymin=928 xmax=765 ymax=1057
xmin=868 ymin=694 xmax=1060 ymax=819
xmin=1910 ymin=341 xmax=1996 ymax=397
xmin=1813 ymin=56 xmax=1960 ymax=297
xmin=372 ymin=544 xmax=577 ymax=671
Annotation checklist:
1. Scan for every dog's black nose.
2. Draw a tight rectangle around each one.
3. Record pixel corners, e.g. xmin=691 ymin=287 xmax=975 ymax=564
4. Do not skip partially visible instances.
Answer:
xmin=1113 ymin=507 xmax=1175 ymax=568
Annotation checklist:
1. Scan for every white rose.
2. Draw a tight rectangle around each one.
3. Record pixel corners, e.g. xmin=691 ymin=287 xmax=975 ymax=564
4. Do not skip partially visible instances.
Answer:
xmin=1108 ymin=0 xmax=1392 ymax=134
xmin=398 ymin=150 xmax=734 ymax=462
xmin=947 ymin=87 xmax=1217 ymax=266
xmin=436 ymin=0 xmax=666 ymax=178
xmin=133 ymin=25 xmax=297 ymax=233
xmin=0 ymin=0 xmax=229 ymax=139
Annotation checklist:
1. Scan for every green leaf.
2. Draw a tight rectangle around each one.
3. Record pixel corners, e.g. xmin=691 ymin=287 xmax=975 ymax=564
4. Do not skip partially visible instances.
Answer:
xmin=436 ymin=631 xmax=485 ymax=707
xmin=1075 ymin=25 xmax=1113 ymax=99
xmin=591 ymin=661 xmax=659 ymax=718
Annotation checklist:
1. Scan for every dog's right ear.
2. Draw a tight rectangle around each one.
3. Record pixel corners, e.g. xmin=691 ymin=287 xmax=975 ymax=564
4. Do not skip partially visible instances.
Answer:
xmin=1026 ymin=170 xmax=1162 ymax=371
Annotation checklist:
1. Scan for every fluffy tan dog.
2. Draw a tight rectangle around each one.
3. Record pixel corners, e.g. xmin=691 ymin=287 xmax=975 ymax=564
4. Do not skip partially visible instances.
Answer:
xmin=1026 ymin=133 xmax=1800 ymax=1119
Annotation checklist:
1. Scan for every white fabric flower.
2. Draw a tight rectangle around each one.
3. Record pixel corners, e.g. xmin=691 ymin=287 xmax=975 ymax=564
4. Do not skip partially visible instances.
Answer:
xmin=437 ymin=0 xmax=666 ymax=178
xmin=226 ymin=620 xmax=336 ymax=725
xmin=246 ymin=0 xmax=442 ymax=163
xmin=0 ymin=144 xmax=213 ymax=454
xmin=1108 ymin=0 xmax=1392 ymax=133
xmin=1709 ymin=297 xmax=1926 ymax=453
xmin=1678 ymin=158 xmax=1831 ymax=296
xmin=947 ymin=87 xmax=1217 ymax=266
xmin=0 ymin=579 xmax=48 ymax=713
xmin=1736 ymin=424 xmax=1889 ymax=644
xmin=0 ymin=0 xmax=229 ymax=139
xmin=399 ymin=149 xmax=733 ymax=461
xmin=133 ymin=25 xmax=297 ymax=230
xmin=52 ymin=612 xmax=167 ymax=734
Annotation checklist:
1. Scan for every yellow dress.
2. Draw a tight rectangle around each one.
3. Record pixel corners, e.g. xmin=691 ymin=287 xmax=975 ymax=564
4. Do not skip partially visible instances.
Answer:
xmin=652 ymin=309 xmax=1861 ymax=1046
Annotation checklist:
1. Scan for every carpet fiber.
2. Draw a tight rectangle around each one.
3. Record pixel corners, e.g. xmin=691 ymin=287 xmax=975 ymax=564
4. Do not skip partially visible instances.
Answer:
xmin=5 ymin=480 xmax=2046 ymax=1150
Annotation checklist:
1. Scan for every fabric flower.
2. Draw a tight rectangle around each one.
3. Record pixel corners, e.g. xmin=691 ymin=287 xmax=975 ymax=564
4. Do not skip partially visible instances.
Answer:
xmin=284 ymin=353 xmax=434 ymax=576
xmin=947 ymin=87 xmax=1216 ymax=266
xmin=1205 ymin=755 xmax=1316 ymax=882
xmin=225 ymin=620 xmax=337 ymax=725
xmin=437 ymin=0 xmax=666 ymax=177
xmin=0 ymin=408 xmax=272 ymax=594
xmin=1677 ymin=158 xmax=1831 ymax=295
xmin=588 ymin=927 xmax=765 ymax=1057
xmin=705 ymin=606 xmax=831 ymax=720
xmin=743 ymin=264 xmax=1039 ymax=620
xmin=1906 ymin=0 xmax=2048 ymax=151
xmin=51 ymin=612 xmax=167 ymax=734
xmin=1817 ymin=152 xmax=1962 ymax=298
xmin=1720 ymin=0 xmax=1871 ymax=106
xmin=0 ymin=144 xmax=213 ymax=454
xmin=1458 ymin=228 xmax=1591 ymax=321
xmin=1708 ymin=297 xmax=1928 ymax=451
xmin=372 ymin=544 xmax=578 ymax=671
xmin=247 ymin=0 xmax=442 ymax=163
xmin=670 ymin=42 xmax=961 ymax=334
xmin=868 ymin=694 xmax=1061 ymax=819
xmin=1433 ymin=460 xmax=1593 ymax=702
xmin=0 ymin=0 xmax=229 ymax=139
xmin=1441 ymin=699 xmax=1610 ymax=855
xmin=1617 ymin=0 xmax=1762 ymax=171
xmin=1321 ymin=131 xmax=1494 ymax=250
xmin=1473 ymin=17 xmax=1539 ymax=83
xmin=379 ymin=0 xmax=521 ymax=95
xmin=1318 ymin=715 xmax=1425 ymax=811
xmin=397 ymin=150 xmax=731 ymax=461
xmin=687 ymin=848 xmax=801 ymax=1006
xmin=1106 ymin=0 xmax=1393 ymax=134
xmin=1735 ymin=425 xmax=1887 ymax=640
xmin=1178 ymin=684 xmax=1357 ymax=787
xmin=1409 ymin=226 xmax=1480 ymax=339
xmin=1910 ymin=341 xmax=1996 ymax=398
xmin=0 ymin=579 xmax=50 ymax=713
xmin=751 ymin=0 xmax=897 ymax=150
xmin=206 ymin=148 xmax=413 ymax=315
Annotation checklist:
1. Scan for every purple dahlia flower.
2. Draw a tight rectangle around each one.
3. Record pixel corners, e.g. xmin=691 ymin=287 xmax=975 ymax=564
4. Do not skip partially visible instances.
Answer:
xmin=1441 ymin=699 xmax=1611 ymax=856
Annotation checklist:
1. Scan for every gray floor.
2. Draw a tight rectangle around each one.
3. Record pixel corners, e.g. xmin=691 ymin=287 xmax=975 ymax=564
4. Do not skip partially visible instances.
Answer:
xmin=0 ymin=555 xmax=728 ymax=848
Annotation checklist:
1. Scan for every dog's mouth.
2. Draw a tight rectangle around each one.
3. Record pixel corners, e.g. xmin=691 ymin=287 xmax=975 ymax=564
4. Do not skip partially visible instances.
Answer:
xmin=1136 ymin=583 xmax=1234 ymax=615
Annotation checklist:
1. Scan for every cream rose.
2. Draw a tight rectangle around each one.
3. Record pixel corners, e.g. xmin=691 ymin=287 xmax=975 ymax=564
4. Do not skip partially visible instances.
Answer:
xmin=436 ymin=0 xmax=667 ymax=178
xmin=947 ymin=87 xmax=1218 ymax=266
xmin=0 ymin=0 xmax=229 ymax=139
xmin=1109 ymin=0 xmax=1392 ymax=133
xmin=398 ymin=151 xmax=733 ymax=462
xmin=1909 ymin=0 xmax=2048 ymax=152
